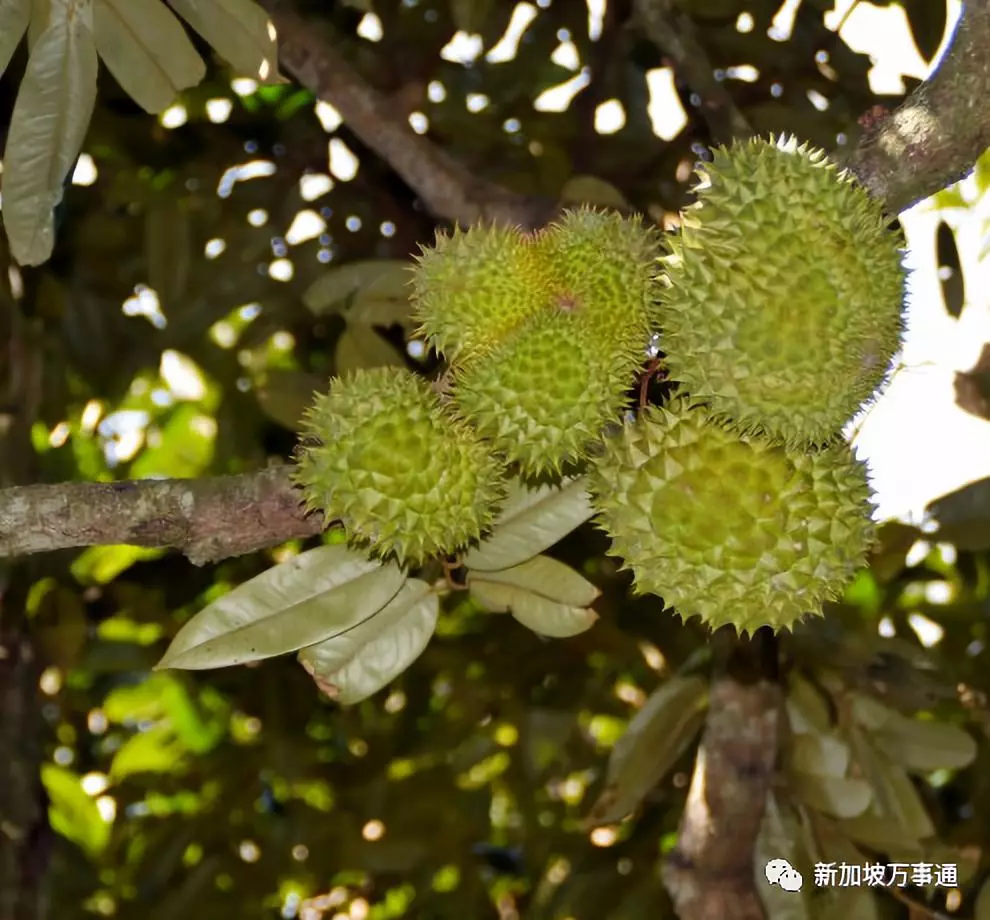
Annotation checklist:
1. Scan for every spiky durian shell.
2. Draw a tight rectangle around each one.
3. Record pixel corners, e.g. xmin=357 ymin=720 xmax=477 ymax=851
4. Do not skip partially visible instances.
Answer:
xmin=292 ymin=367 xmax=506 ymax=567
xmin=540 ymin=206 xmax=661 ymax=363
xmin=660 ymin=136 xmax=906 ymax=447
xmin=411 ymin=223 xmax=551 ymax=363
xmin=453 ymin=310 xmax=633 ymax=478
xmin=589 ymin=399 xmax=875 ymax=633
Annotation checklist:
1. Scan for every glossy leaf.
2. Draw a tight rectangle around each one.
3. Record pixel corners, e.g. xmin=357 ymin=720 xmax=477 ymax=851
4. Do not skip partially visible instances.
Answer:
xmin=299 ymin=578 xmax=439 ymax=704
xmin=0 ymin=0 xmax=30 ymax=77
xmin=2 ymin=3 xmax=99 ymax=265
xmin=872 ymin=716 xmax=976 ymax=772
xmin=792 ymin=771 xmax=873 ymax=819
xmin=560 ymin=175 xmax=630 ymax=209
xmin=463 ymin=476 xmax=594 ymax=572
xmin=42 ymin=764 xmax=110 ymax=857
xmin=584 ymin=676 xmax=707 ymax=826
xmin=94 ymin=0 xmax=206 ymax=114
xmin=303 ymin=259 xmax=410 ymax=314
xmin=167 ymin=0 xmax=279 ymax=81
xmin=786 ymin=674 xmax=832 ymax=734
xmin=788 ymin=731 xmax=851 ymax=779
xmin=335 ymin=323 xmax=407 ymax=374
xmin=470 ymin=555 xmax=600 ymax=608
xmin=470 ymin=578 xmax=598 ymax=638
xmin=255 ymin=368 xmax=324 ymax=431
xmin=156 ymin=545 xmax=406 ymax=670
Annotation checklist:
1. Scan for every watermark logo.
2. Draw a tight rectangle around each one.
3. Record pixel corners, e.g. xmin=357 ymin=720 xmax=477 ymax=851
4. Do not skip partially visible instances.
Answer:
xmin=765 ymin=858 xmax=804 ymax=892
xmin=765 ymin=860 xmax=958 ymax=891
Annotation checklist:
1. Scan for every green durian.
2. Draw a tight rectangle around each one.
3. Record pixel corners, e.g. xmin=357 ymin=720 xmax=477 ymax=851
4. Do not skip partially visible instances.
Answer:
xmin=589 ymin=399 xmax=875 ymax=633
xmin=660 ymin=135 xmax=906 ymax=446
xmin=292 ymin=367 xmax=506 ymax=567
xmin=411 ymin=223 xmax=551 ymax=363
xmin=453 ymin=310 xmax=634 ymax=478
xmin=412 ymin=208 xmax=661 ymax=374
xmin=539 ymin=206 xmax=661 ymax=364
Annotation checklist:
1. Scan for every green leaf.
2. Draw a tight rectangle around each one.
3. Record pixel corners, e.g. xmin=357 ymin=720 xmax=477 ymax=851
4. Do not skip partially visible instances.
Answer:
xmin=470 ymin=579 xmax=599 ymax=638
xmin=463 ymin=476 xmax=594 ymax=572
xmin=872 ymin=717 xmax=976 ymax=772
xmin=110 ymin=724 xmax=188 ymax=781
xmin=786 ymin=674 xmax=832 ymax=734
xmin=299 ymin=579 xmax=439 ymax=704
xmin=94 ymin=0 xmax=206 ymax=114
xmin=584 ymin=676 xmax=707 ymax=826
xmin=155 ymin=545 xmax=407 ymax=670
xmin=255 ymin=368 xmax=324 ymax=431
xmin=560 ymin=175 xmax=631 ymax=209
xmin=791 ymin=772 xmax=873 ymax=819
xmin=819 ymin=887 xmax=880 ymax=920
xmin=167 ymin=0 xmax=278 ymax=80
xmin=788 ymin=732 xmax=851 ymax=779
xmin=470 ymin=555 xmax=600 ymax=607
xmin=2 ymin=3 xmax=99 ymax=265
xmin=925 ymin=476 xmax=990 ymax=551
xmin=41 ymin=764 xmax=110 ymax=857
xmin=335 ymin=323 xmax=407 ymax=374
xmin=303 ymin=259 xmax=410 ymax=314
xmin=0 ymin=0 xmax=30 ymax=78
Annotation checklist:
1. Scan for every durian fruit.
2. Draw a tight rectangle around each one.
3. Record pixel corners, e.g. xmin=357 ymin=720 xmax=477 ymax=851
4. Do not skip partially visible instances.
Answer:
xmin=453 ymin=310 xmax=633 ymax=478
xmin=411 ymin=223 xmax=552 ymax=364
xmin=660 ymin=136 xmax=906 ymax=447
xmin=292 ymin=367 xmax=506 ymax=567
xmin=589 ymin=399 xmax=875 ymax=633
xmin=540 ymin=206 xmax=661 ymax=365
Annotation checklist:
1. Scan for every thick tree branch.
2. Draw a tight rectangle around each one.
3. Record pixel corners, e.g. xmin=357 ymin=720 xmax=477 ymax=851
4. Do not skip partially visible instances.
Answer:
xmin=662 ymin=630 xmax=781 ymax=920
xmin=255 ymin=0 xmax=555 ymax=230
xmin=844 ymin=0 xmax=990 ymax=213
xmin=633 ymin=0 xmax=753 ymax=143
xmin=0 ymin=466 xmax=320 ymax=566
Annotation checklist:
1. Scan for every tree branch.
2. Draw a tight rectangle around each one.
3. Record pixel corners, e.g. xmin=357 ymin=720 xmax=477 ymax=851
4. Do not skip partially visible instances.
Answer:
xmin=633 ymin=0 xmax=753 ymax=144
xmin=844 ymin=0 xmax=990 ymax=213
xmin=662 ymin=630 xmax=781 ymax=920
xmin=255 ymin=0 xmax=555 ymax=230
xmin=0 ymin=466 xmax=320 ymax=566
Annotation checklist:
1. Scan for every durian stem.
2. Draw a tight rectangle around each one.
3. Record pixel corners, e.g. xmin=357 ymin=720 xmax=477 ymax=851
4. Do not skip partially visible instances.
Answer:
xmin=662 ymin=628 xmax=782 ymax=920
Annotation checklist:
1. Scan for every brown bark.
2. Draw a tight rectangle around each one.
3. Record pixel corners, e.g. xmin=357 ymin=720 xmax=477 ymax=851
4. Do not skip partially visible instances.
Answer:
xmin=0 ymin=465 xmax=321 ymax=566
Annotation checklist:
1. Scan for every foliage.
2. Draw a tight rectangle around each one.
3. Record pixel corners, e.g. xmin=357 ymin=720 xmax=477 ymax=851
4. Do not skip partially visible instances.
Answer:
xmin=4 ymin=1 xmax=990 ymax=919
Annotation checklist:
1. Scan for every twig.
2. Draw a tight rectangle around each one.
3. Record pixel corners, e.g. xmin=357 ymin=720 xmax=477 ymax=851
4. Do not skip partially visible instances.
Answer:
xmin=255 ymin=0 xmax=555 ymax=230
xmin=633 ymin=0 xmax=753 ymax=143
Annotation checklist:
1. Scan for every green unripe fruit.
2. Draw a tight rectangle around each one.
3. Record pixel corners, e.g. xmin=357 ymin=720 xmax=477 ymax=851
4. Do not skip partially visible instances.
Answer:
xmin=541 ymin=206 xmax=660 ymax=362
xmin=292 ymin=367 xmax=506 ymax=567
xmin=412 ymin=224 xmax=552 ymax=363
xmin=453 ymin=310 xmax=633 ymax=478
xmin=590 ymin=400 xmax=875 ymax=633
xmin=412 ymin=208 xmax=661 ymax=372
xmin=660 ymin=136 xmax=906 ymax=446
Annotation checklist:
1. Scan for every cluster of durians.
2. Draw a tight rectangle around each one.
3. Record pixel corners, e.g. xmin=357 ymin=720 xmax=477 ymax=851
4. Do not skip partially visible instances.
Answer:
xmin=292 ymin=136 xmax=907 ymax=635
